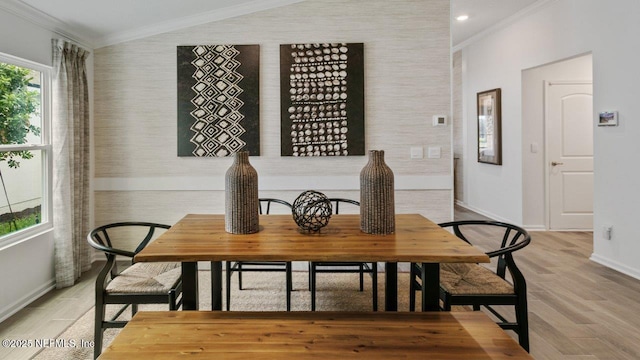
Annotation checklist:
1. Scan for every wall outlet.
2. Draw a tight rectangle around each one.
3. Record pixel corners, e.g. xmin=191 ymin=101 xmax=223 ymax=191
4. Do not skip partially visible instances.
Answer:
xmin=603 ymin=225 xmax=613 ymax=240
xmin=410 ymin=146 xmax=424 ymax=159
xmin=428 ymin=146 xmax=441 ymax=159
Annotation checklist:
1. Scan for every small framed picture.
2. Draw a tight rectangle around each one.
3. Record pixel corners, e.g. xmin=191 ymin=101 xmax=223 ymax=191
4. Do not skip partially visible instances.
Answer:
xmin=477 ymin=88 xmax=502 ymax=165
xmin=598 ymin=111 xmax=618 ymax=126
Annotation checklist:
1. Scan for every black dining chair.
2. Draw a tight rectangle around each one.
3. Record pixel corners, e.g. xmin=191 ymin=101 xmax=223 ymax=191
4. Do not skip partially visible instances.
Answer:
xmin=409 ymin=220 xmax=531 ymax=351
xmin=87 ymin=222 xmax=182 ymax=359
xmin=309 ymin=198 xmax=378 ymax=311
xmin=226 ymin=198 xmax=293 ymax=311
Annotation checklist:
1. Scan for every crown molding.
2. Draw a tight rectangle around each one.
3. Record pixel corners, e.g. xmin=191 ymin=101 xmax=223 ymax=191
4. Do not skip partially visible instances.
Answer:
xmin=0 ymin=0 xmax=94 ymax=48
xmin=0 ymin=0 xmax=306 ymax=50
xmin=94 ymin=0 xmax=306 ymax=48
xmin=452 ymin=0 xmax=559 ymax=53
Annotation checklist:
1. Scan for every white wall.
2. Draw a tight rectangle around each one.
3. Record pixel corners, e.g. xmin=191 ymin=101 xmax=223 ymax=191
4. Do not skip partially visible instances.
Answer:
xmin=93 ymin=0 xmax=454 ymax=226
xmin=461 ymin=0 xmax=640 ymax=279
xmin=0 ymin=7 xmax=56 ymax=321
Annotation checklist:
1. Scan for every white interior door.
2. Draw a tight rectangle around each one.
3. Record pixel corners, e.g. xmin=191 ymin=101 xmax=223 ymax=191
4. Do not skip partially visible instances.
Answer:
xmin=546 ymin=81 xmax=593 ymax=230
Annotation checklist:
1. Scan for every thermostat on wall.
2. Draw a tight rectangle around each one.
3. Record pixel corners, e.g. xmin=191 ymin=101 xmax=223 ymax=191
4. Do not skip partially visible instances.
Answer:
xmin=432 ymin=115 xmax=447 ymax=126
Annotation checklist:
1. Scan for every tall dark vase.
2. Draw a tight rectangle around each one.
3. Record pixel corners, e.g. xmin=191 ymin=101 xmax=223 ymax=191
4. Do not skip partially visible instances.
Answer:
xmin=225 ymin=151 xmax=259 ymax=234
xmin=360 ymin=150 xmax=395 ymax=234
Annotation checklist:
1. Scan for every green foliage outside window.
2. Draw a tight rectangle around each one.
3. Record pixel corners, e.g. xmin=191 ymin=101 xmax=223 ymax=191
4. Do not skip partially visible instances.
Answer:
xmin=0 ymin=63 xmax=41 ymax=168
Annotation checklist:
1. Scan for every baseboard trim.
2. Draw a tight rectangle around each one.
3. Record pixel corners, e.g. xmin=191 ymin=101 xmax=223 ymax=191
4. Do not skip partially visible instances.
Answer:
xmin=0 ymin=279 xmax=56 ymax=323
xmin=590 ymin=253 xmax=640 ymax=281
xmin=453 ymin=202 xmax=514 ymax=224
xmin=522 ymin=225 xmax=547 ymax=231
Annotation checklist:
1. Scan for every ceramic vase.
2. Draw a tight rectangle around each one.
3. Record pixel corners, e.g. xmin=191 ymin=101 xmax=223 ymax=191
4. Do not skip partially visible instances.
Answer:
xmin=225 ymin=151 xmax=259 ymax=234
xmin=360 ymin=150 xmax=395 ymax=234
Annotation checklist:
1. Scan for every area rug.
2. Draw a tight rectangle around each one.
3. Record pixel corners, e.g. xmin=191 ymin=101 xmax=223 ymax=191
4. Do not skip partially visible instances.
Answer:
xmin=33 ymin=271 xmax=417 ymax=359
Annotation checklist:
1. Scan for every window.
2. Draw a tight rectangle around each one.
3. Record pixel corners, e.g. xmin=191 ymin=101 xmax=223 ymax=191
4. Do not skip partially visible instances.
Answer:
xmin=0 ymin=52 xmax=51 ymax=247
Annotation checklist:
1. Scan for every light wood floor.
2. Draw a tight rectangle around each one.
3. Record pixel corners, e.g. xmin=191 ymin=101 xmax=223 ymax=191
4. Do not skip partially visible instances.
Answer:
xmin=1 ymin=206 xmax=640 ymax=359
xmin=0 ymin=263 xmax=101 ymax=360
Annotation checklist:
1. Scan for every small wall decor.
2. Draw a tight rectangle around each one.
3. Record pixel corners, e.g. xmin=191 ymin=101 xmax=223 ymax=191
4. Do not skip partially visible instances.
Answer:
xmin=177 ymin=45 xmax=260 ymax=157
xmin=225 ymin=151 xmax=259 ymax=234
xmin=360 ymin=150 xmax=395 ymax=234
xmin=292 ymin=190 xmax=332 ymax=232
xmin=598 ymin=111 xmax=618 ymax=126
xmin=280 ymin=43 xmax=365 ymax=157
xmin=477 ymin=88 xmax=502 ymax=165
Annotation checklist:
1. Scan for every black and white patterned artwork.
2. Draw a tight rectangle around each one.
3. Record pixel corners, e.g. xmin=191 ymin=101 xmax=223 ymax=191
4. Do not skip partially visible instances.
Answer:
xmin=280 ymin=43 xmax=365 ymax=157
xmin=177 ymin=45 xmax=260 ymax=156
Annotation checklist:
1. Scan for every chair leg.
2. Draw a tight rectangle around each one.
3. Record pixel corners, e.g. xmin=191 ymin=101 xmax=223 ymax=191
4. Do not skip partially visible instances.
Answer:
xmin=409 ymin=263 xmax=416 ymax=312
xmin=225 ymin=261 xmax=232 ymax=311
xmin=94 ymin=299 xmax=105 ymax=359
xmin=516 ymin=298 xmax=530 ymax=352
xmin=372 ymin=262 xmax=378 ymax=311
xmin=238 ymin=262 xmax=243 ymax=290
xmin=308 ymin=262 xmax=312 ymax=291
xmin=311 ymin=263 xmax=317 ymax=311
xmin=442 ymin=293 xmax=452 ymax=311
xmin=169 ymin=289 xmax=178 ymax=311
xmin=286 ymin=262 xmax=292 ymax=311
xmin=359 ymin=263 xmax=364 ymax=291
xmin=131 ymin=304 xmax=138 ymax=317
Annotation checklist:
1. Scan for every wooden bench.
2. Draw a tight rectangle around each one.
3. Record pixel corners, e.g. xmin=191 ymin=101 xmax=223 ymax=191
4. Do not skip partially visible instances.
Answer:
xmin=99 ymin=311 xmax=532 ymax=359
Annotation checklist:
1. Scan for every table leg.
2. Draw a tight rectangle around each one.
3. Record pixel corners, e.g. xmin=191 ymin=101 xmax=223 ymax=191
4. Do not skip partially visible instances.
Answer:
xmin=385 ymin=262 xmax=398 ymax=311
xmin=211 ymin=261 xmax=223 ymax=310
xmin=421 ymin=263 xmax=440 ymax=311
xmin=181 ymin=262 xmax=199 ymax=310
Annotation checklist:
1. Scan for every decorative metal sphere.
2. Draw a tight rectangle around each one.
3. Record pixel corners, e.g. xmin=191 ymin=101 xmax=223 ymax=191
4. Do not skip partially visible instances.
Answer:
xmin=292 ymin=190 xmax=333 ymax=232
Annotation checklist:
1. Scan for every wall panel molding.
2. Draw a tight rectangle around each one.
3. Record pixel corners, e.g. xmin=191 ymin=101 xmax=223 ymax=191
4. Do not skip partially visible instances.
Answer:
xmin=94 ymin=175 xmax=452 ymax=191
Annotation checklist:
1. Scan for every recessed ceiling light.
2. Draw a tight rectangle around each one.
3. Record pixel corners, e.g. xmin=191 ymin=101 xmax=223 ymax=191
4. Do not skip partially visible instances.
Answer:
xmin=456 ymin=15 xmax=469 ymax=21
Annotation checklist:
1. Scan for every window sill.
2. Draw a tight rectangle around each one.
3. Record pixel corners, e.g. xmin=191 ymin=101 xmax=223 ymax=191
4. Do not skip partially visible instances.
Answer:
xmin=0 ymin=222 xmax=53 ymax=251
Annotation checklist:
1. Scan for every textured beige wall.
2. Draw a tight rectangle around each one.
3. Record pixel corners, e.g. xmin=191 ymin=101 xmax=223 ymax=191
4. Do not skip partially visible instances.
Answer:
xmin=93 ymin=0 xmax=451 ymax=223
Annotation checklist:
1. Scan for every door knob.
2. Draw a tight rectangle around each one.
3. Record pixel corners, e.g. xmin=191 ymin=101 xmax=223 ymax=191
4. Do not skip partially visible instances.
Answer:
xmin=551 ymin=161 xmax=564 ymax=166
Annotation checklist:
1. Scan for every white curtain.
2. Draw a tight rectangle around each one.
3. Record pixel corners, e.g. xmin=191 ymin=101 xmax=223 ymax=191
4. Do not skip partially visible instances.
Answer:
xmin=52 ymin=39 xmax=91 ymax=288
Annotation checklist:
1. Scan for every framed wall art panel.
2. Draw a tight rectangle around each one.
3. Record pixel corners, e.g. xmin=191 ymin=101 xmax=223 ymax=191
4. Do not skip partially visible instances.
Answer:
xmin=280 ymin=43 xmax=365 ymax=157
xmin=177 ymin=44 xmax=260 ymax=157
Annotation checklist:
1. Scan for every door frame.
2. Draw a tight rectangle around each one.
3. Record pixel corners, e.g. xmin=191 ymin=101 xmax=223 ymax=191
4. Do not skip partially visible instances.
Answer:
xmin=544 ymin=80 xmax=593 ymax=230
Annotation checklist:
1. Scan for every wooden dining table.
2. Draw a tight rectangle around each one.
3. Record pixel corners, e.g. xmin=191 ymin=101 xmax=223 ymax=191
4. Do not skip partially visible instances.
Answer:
xmin=134 ymin=213 xmax=489 ymax=311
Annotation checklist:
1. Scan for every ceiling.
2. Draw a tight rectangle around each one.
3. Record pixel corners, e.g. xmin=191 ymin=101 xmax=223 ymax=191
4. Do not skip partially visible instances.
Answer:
xmin=451 ymin=0 xmax=539 ymax=47
xmin=19 ymin=0 xmax=258 ymax=41
xmin=5 ymin=0 xmax=541 ymax=48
